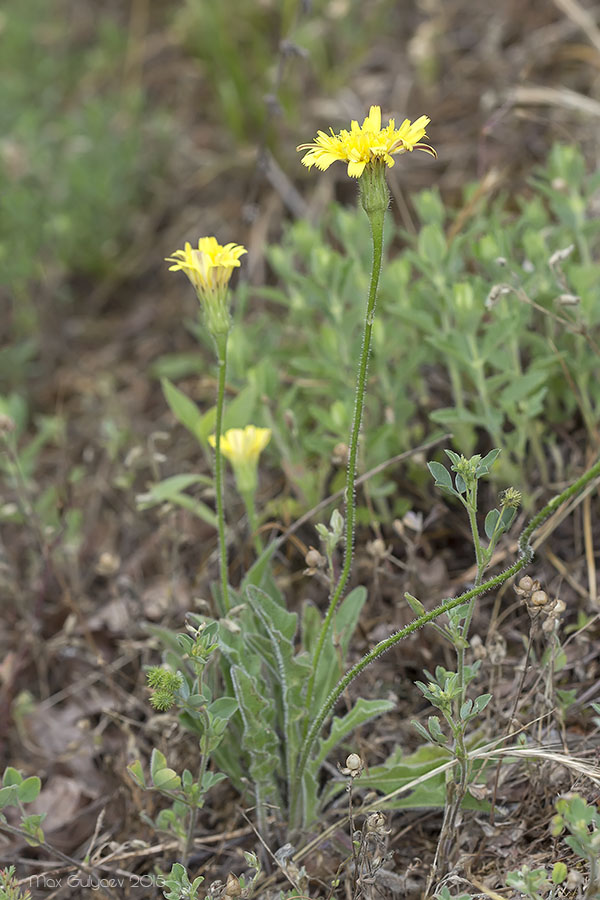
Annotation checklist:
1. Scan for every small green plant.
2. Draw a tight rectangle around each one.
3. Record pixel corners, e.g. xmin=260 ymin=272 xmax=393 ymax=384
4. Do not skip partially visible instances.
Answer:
xmin=0 ymin=865 xmax=32 ymax=900
xmin=435 ymin=887 xmax=473 ymax=900
xmin=551 ymin=794 xmax=600 ymax=899
xmin=424 ymin=449 xmax=517 ymax=882
xmin=506 ymin=863 xmax=568 ymax=900
xmin=128 ymin=621 xmax=237 ymax=863
xmin=0 ymin=766 xmax=44 ymax=847
xmin=159 ymin=862 xmax=204 ymax=900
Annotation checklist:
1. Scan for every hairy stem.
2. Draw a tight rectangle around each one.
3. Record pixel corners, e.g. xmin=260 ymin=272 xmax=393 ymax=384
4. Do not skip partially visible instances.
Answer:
xmin=214 ymin=333 xmax=230 ymax=612
xmin=302 ymin=205 xmax=386 ymax=733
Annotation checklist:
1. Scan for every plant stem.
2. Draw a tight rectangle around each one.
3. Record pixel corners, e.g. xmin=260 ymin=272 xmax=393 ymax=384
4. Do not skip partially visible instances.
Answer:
xmin=302 ymin=205 xmax=385 ymax=735
xmin=242 ymin=488 xmax=263 ymax=556
xmin=289 ymin=454 xmax=600 ymax=824
xmin=214 ymin=333 xmax=230 ymax=612
xmin=183 ymin=715 xmax=210 ymax=866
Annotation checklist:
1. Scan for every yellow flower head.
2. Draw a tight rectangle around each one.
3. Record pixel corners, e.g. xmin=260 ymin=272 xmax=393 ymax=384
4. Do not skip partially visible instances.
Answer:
xmin=209 ymin=426 xmax=271 ymax=464
xmin=209 ymin=426 xmax=271 ymax=495
xmin=165 ymin=237 xmax=246 ymax=337
xmin=297 ymin=106 xmax=436 ymax=179
xmin=166 ymin=237 xmax=247 ymax=295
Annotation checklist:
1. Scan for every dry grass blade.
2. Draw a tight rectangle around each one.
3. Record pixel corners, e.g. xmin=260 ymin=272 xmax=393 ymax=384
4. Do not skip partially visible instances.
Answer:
xmin=510 ymin=85 xmax=600 ymax=118
xmin=552 ymin=0 xmax=600 ymax=57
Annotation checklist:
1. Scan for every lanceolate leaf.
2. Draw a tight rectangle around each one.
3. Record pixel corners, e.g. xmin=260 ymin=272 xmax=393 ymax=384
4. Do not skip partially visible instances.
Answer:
xmin=245 ymin=585 xmax=311 ymax=800
xmin=230 ymin=665 xmax=282 ymax=808
xmin=312 ymin=586 xmax=367 ymax=715
xmin=310 ymin=697 xmax=396 ymax=773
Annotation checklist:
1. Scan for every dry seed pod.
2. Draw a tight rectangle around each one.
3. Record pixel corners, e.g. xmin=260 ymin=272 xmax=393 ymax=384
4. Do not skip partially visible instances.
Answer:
xmin=305 ymin=547 xmax=325 ymax=570
xmin=515 ymin=575 xmax=534 ymax=596
xmin=224 ymin=874 xmax=241 ymax=898
xmin=470 ymin=634 xmax=486 ymax=660
xmin=366 ymin=811 xmax=391 ymax=836
xmin=340 ymin=753 xmax=364 ymax=777
xmin=530 ymin=590 xmax=549 ymax=607
xmin=332 ymin=442 xmax=349 ymax=466
xmin=367 ymin=538 xmax=387 ymax=561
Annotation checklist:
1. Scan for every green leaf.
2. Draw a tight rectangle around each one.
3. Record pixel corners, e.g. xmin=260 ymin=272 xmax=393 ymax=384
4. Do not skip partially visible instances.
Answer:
xmin=552 ymin=862 xmax=568 ymax=885
xmin=484 ymin=508 xmax=500 ymax=540
xmin=455 ymin=472 xmax=467 ymax=493
xmin=321 ymin=743 xmax=449 ymax=808
xmin=127 ymin=760 xmax=146 ymax=789
xmin=312 ymin=698 xmax=396 ymax=772
xmin=473 ymin=693 xmax=492 ymax=714
xmin=161 ymin=378 xmax=205 ymax=443
xmin=459 ymin=700 xmax=473 ymax=720
xmin=427 ymin=716 xmax=447 ymax=743
xmin=0 ymin=786 xmax=18 ymax=809
xmin=245 ymin=585 xmax=311 ymax=801
xmin=17 ymin=776 xmax=41 ymax=804
xmin=498 ymin=506 xmax=517 ymax=532
xmin=427 ymin=461 xmax=453 ymax=490
xmin=245 ymin=584 xmax=297 ymax=643
xmin=310 ymin=586 xmax=367 ymax=717
xmin=2 ymin=767 xmax=22 ymax=787
xmin=404 ymin=592 xmax=425 ymax=616
xmin=208 ymin=697 xmax=238 ymax=720
xmin=222 ymin=382 xmax=258 ymax=433
xmin=333 ymin=586 xmax=367 ymax=660
xmin=21 ymin=812 xmax=45 ymax=846
xmin=153 ymin=767 xmax=181 ymax=791
xmin=412 ymin=720 xmax=432 ymax=744
xmin=150 ymin=748 xmax=168 ymax=780
xmin=498 ymin=369 xmax=548 ymax=406
xmin=230 ymin=665 xmax=282 ymax=805
xmin=476 ymin=448 xmax=501 ymax=475
xmin=140 ymin=473 xmax=212 ymax=499
xmin=418 ymin=223 xmax=447 ymax=268
xmin=137 ymin=474 xmax=217 ymax=527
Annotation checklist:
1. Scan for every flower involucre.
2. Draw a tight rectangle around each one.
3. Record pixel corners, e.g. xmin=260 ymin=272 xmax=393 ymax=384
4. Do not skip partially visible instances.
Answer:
xmin=209 ymin=426 xmax=271 ymax=466
xmin=165 ymin=237 xmax=247 ymax=297
xmin=297 ymin=105 xmax=436 ymax=178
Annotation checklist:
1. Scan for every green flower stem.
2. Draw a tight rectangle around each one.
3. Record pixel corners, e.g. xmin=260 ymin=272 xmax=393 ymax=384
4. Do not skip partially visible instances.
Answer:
xmin=455 ymin=484 xmax=484 ymax=700
xmin=242 ymin=488 xmax=263 ymax=556
xmin=213 ymin=332 xmax=230 ymax=613
xmin=290 ymin=455 xmax=600 ymax=824
xmin=302 ymin=202 xmax=386 ymax=729
xmin=183 ymin=709 xmax=210 ymax=867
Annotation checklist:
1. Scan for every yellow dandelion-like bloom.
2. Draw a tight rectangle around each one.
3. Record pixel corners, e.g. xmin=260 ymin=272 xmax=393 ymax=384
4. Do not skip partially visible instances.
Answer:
xmin=297 ymin=105 xmax=436 ymax=179
xmin=165 ymin=237 xmax=247 ymax=295
xmin=209 ymin=426 xmax=271 ymax=495
xmin=165 ymin=237 xmax=246 ymax=337
xmin=209 ymin=426 xmax=271 ymax=465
